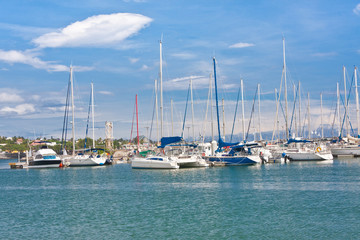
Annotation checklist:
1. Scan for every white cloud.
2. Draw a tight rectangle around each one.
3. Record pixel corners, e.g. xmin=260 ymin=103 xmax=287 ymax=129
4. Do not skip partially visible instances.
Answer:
xmin=0 ymin=49 xmax=67 ymax=71
xmin=171 ymin=52 xmax=196 ymax=59
xmin=229 ymin=42 xmax=255 ymax=48
xmin=129 ymin=57 xmax=139 ymax=63
xmin=98 ymin=91 xmax=113 ymax=95
xmin=32 ymin=13 xmax=153 ymax=48
xmin=141 ymin=64 xmax=150 ymax=71
xmin=0 ymin=92 xmax=23 ymax=103
xmin=0 ymin=49 xmax=93 ymax=72
xmin=354 ymin=4 xmax=360 ymax=15
xmin=164 ymin=75 xmax=209 ymax=90
xmin=0 ymin=104 xmax=35 ymax=115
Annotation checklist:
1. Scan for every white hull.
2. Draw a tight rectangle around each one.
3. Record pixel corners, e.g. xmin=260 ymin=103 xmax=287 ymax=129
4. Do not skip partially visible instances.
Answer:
xmin=286 ymin=152 xmax=333 ymax=161
xmin=176 ymin=155 xmax=209 ymax=168
xmin=131 ymin=157 xmax=179 ymax=169
xmin=65 ymin=155 xmax=107 ymax=166
xmin=27 ymin=163 xmax=62 ymax=169
xmin=331 ymin=147 xmax=360 ymax=157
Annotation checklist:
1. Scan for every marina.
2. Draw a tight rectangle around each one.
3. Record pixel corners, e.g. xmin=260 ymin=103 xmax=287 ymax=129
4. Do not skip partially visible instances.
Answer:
xmin=1 ymin=157 xmax=360 ymax=239
xmin=1 ymin=1 xmax=360 ymax=239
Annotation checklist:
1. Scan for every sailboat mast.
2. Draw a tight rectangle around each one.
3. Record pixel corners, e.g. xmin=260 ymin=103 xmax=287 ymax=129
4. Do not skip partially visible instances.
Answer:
xmin=210 ymin=74 xmax=214 ymax=141
xmin=258 ymin=83 xmax=262 ymax=140
xmin=320 ymin=92 xmax=323 ymax=138
xmin=298 ymin=82 xmax=301 ymax=137
xmin=91 ymin=82 xmax=95 ymax=149
xmin=136 ymin=94 xmax=140 ymax=152
xmin=70 ymin=66 xmax=75 ymax=157
xmin=241 ymin=79 xmax=246 ymax=141
xmin=190 ymin=77 xmax=195 ymax=141
xmin=343 ymin=66 xmax=348 ymax=136
xmin=155 ymin=79 xmax=159 ymax=144
xmin=171 ymin=99 xmax=174 ymax=136
xmin=283 ymin=37 xmax=289 ymax=139
xmin=355 ymin=67 xmax=359 ymax=137
xmin=213 ymin=57 xmax=222 ymax=142
xmin=222 ymin=98 xmax=225 ymax=141
xmin=308 ymin=92 xmax=311 ymax=139
xmin=159 ymin=40 xmax=163 ymax=139
xmin=337 ymin=82 xmax=341 ymax=136
xmin=293 ymin=84 xmax=297 ymax=137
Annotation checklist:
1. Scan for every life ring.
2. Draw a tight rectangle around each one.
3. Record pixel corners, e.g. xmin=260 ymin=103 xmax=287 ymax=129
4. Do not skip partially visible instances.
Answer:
xmin=316 ymin=147 xmax=321 ymax=153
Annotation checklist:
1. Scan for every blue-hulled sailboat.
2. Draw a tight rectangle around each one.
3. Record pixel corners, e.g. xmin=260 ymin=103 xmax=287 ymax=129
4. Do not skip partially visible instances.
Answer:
xmin=204 ymin=57 xmax=261 ymax=165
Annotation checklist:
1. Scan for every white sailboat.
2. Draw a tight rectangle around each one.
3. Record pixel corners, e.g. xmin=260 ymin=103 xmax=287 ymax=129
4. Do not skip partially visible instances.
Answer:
xmin=331 ymin=66 xmax=360 ymax=157
xmin=64 ymin=69 xmax=107 ymax=166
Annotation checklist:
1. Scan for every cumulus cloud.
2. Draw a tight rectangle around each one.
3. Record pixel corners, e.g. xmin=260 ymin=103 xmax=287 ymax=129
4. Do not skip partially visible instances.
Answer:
xmin=0 ymin=92 xmax=24 ymax=103
xmin=0 ymin=49 xmax=93 ymax=72
xmin=0 ymin=49 xmax=67 ymax=71
xmin=0 ymin=104 xmax=35 ymax=115
xmin=32 ymin=13 xmax=153 ymax=48
xmin=229 ymin=42 xmax=255 ymax=48
xmin=354 ymin=4 xmax=360 ymax=15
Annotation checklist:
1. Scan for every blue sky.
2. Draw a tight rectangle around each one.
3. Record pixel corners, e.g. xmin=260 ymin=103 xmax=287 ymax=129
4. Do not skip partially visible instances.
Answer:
xmin=0 ymin=0 xmax=359 ymax=140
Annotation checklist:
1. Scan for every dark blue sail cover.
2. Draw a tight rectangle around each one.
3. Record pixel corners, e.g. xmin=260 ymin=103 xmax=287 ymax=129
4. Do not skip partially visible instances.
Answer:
xmin=218 ymin=138 xmax=239 ymax=149
xmin=287 ymin=138 xmax=312 ymax=144
xmin=160 ymin=136 xmax=183 ymax=148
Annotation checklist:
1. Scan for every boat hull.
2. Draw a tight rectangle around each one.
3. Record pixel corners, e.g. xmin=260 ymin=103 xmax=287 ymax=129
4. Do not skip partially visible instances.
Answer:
xmin=65 ymin=156 xmax=107 ymax=166
xmin=131 ymin=158 xmax=179 ymax=169
xmin=28 ymin=160 xmax=62 ymax=168
xmin=176 ymin=156 xmax=209 ymax=167
xmin=205 ymin=155 xmax=260 ymax=165
xmin=286 ymin=152 xmax=333 ymax=161
xmin=331 ymin=147 xmax=360 ymax=157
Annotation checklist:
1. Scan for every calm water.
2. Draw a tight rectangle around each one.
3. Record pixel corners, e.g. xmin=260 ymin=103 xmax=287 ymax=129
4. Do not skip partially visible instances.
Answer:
xmin=1 ymin=158 xmax=360 ymax=239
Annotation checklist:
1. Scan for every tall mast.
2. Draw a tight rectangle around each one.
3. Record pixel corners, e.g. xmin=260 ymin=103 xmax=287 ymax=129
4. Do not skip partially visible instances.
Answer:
xmin=241 ymin=79 xmax=246 ymax=141
xmin=337 ymin=82 xmax=341 ymax=136
xmin=293 ymin=84 xmax=297 ymax=137
xmin=136 ymin=94 xmax=140 ymax=152
xmin=171 ymin=99 xmax=174 ymax=136
xmin=91 ymin=81 xmax=95 ymax=148
xmin=222 ymin=98 xmax=225 ymax=141
xmin=320 ymin=93 xmax=323 ymax=138
xmin=276 ymin=88 xmax=280 ymax=140
xmin=213 ymin=57 xmax=222 ymax=142
xmin=210 ymin=74 xmax=214 ymax=141
xmin=355 ymin=67 xmax=359 ymax=137
xmin=272 ymin=88 xmax=279 ymax=142
xmin=343 ymin=66 xmax=348 ymax=136
xmin=190 ymin=77 xmax=195 ymax=141
xmin=159 ymin=39 xmax=163 ymax=139
xmin=258 ymin=83 xmax=262 ymax=140
xmin=308 ymin=92 xmax=311 ymax=139
xmin=283 ymin=37 xmax=289 ymax=139
xmin=70 ymin=66 xmax=75 ymax=157
xmin=155 ymin=79 xmax=159 ymax=144
xmin=298 ymin=82 xmax=301 ymax=137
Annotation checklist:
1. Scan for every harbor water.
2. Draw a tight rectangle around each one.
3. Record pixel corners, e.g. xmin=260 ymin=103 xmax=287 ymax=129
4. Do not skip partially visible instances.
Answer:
xmin=1 ymin=158 xmax=360 ymax=239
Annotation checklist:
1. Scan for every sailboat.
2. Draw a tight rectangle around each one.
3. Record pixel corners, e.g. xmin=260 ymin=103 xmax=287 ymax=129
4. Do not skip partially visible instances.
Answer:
xmin=204 ymin=57 xmax=261 ymax=166
xmin=63 ymin=68 xmax=107 ymax=166
xmin=131 ymin=137 xmax=180 ymax=169
xmin=331 ymin=66 xmax=360 ymax=157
